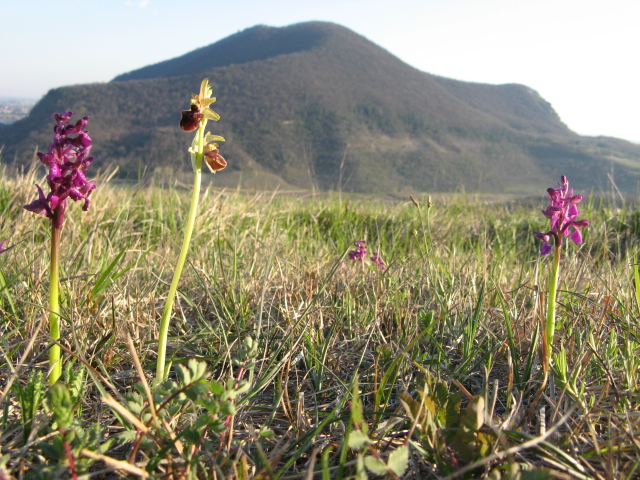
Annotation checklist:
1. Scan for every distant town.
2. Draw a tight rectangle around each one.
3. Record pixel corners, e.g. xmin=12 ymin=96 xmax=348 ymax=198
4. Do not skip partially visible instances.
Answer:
xmin=0 ymin=98 xmax=36 ymax=124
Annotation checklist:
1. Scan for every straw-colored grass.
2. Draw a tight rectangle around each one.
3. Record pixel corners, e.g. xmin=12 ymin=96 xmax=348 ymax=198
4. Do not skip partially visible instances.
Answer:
xmin=0 ymin=167 xmax=639 ymax=479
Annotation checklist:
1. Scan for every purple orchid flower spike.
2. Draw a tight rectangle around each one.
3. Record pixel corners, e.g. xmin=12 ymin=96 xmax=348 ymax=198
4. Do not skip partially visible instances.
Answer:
xmin=348 ymin=241 xmax=386 ymax=270
xmin=24 ymin=112 xmax=96 ymax=227
xmin=534 ymin=175 xmax=589 ymax=255
xmin=348 ymin=240 xmax=367 ymax=262
xmin=23 ymin=111 xmax=96 ymax=385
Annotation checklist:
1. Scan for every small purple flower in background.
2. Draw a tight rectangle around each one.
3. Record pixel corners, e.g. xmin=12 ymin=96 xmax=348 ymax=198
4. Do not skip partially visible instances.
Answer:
xmin=348 ymin=240 xmax=386 ymax=270
xmin=534 ymin=175 xmax=589 ymax=256
xmin=0 ymin=240 xmax=6 ymax=255
xmin=370 ymin=252 xmax=386 ymax=270
xmin=24 ymin=112 xmax=96 ymax=227
xmin=348 ymin=240 xmax=367 ymax=261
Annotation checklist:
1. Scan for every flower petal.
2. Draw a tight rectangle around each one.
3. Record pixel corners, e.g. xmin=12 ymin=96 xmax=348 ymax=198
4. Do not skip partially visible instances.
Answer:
xmin=204 ymin=133 xmax=225 ymax=143
xmin=540 ymin=242 xmax=552 ymax=255
xmin=570 ymin=228 xmax=583 ymax=244
xmin=203 ymin=107 xmax=220 ymax=121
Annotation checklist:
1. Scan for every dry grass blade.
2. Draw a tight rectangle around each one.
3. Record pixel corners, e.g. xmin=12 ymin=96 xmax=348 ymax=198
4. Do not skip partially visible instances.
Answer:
xmin=101 ymin=395 xmax=148 ymax=433
xmin=80 ymin=449 xmax=149 ymax=478
xmin=125 ymin=332 xmax=157 ymax=420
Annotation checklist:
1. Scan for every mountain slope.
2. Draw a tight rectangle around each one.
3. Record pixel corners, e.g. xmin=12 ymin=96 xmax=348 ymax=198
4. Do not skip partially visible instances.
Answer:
xmin=2 ymin=21 xmax=640 ymax=194
xmin=113 ymin=23 xmax=330 ymax=81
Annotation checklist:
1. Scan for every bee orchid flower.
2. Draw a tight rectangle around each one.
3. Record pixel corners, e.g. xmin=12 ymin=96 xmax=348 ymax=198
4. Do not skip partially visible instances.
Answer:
xmin=156 ymin=79 xmax=226 ymax=384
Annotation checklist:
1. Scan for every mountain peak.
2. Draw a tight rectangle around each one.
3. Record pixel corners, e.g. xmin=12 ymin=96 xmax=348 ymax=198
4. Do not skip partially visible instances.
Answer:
xmin=112 ymin=21 xmax=347 ymax=82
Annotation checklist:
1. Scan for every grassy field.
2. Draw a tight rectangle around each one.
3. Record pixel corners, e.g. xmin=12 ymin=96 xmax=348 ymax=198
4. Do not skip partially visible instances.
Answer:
xmin=0 ymin=168 xmax=639 ymax=479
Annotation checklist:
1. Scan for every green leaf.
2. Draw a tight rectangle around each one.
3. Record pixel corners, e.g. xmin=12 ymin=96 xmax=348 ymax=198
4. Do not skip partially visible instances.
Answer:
xmin=434 ymin=379 xmax=449 ymax=406
xmin=220 ymin=401 xmax=237 ymax=416
xmin=188 ymin=359 xmax=207 ymax=382
xmin=98 ymin=437 xmax=115 ymax=454
xmin=185 ymin=382 xmax=209 ymax=401
xmin=461 ymin=395 xmax=485 ymax=432
xmin=520 ymin=469 xmax=554 ymax=480
xmin=126 ymin=400 xmax=144 ymax=416
xmin=347 ymin=430 xmax=370 ymax=449
xmin=400 ymin=392 xmax=434 ymax=438
xmin=174 ymin=364 xmax=190 ymax=385
xmin=88 ymin=245 xmax=153 ymax=302
xmin=90 ymin=249 xmax=124 ymax=296
xmin=182 ymin=428 xmax=201 ymax=444
xmin=260 ymin=428 xmax=275 ymax=439
xmin=387 ymin=446 xmax=409 ymax=476
xmin=209 ymin=380 xmax=224 ymax=396
xmin=195 ymin=396 xmax=218 ymax=413
xmin=399 ymin=392 xmax=421 ymax=420
xmin=234 ymin=381 xmax=251 ymax=396
xmin=355 ymin=454 xmax=368 ymax=480
xmin=364 ymin=455 xmax=387 ymax=475
xmin=351 ymin=378 xmax=363 ymax=425
xmin=0 ymin=267 xmax=17 ymax=316
xmin=48 ymin=383 xmax=74 ymax=430
xmin=445 ymin=391 xmax=462 ymax=429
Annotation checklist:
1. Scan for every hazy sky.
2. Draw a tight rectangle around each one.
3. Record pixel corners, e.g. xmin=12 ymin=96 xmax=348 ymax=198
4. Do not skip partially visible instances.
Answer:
xmin=1 ymin=0 xmax=638 ymax=142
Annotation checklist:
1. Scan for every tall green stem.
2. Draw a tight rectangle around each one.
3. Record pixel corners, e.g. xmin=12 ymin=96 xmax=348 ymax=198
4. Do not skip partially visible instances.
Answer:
xmin=155 ymin=120 xmax=205 ymax=383
xmin=49 ymin=217 xmax=62 ymax=385
xmin=634 ymin=256 xmax=640 ymax=312
xmin=545 ymin=244 xmax=561 ymax=357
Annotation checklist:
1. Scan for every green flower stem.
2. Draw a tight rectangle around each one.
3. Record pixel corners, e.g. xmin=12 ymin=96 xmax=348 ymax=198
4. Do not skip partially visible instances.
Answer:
xmin=155 ymin=120 xmax=206 ymax=383
xmin=545 ymin=244 xmax=561 ymax=357
xmin=48 ymin=216 xmax=62 ymax=385
xmin=634 ymin=256 xmax=640 ymax=311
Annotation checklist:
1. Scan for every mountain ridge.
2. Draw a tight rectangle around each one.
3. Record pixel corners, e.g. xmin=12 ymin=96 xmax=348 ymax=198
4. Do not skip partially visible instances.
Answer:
xmin=113 ymin=23 xmax=332 ymax=81
xmin=2 ymin=21 xmax=639 ymax=194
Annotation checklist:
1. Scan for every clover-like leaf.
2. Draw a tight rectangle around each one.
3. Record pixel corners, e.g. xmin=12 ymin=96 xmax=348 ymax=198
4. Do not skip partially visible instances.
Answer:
xmin=347 ymin=430 xmax=370 ymax=449
xmin=209 ymin=380 xmax=224 ymax=396
xmin=187 ymin=359 xmax=208 ymax=382
xmin=364 ymin=456 xmax=387 ymax=475
xmin=174 ymin=364 xmax=191 ymax=385
xmin=387 ymin=445 xmax=409 ymax=476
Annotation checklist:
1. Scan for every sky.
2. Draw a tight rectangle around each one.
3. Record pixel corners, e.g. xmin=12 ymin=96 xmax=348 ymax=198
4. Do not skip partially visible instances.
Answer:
xmin=1 ymin=0 xmax=638 ymax=142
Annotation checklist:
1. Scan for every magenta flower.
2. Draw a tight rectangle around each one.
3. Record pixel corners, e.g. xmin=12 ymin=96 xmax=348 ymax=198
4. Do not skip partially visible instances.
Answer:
xmin=24 ymin=112 xmax=96 ymax=228
xmin=370 ymin=252 xmax=386 ymax=270
xmin=348 ymin=240 xmax=367 ymax=261
xmin=0 ymin=240 xmax=6 ymax=255
xmin=534 ymin=175 xmax=589 ymax=255
xmin=348 ymin=240 xmax=386 ymax=270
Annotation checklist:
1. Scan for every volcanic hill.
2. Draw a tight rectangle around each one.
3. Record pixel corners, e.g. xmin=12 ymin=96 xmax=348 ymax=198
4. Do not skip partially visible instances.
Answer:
xmin=2 ymin=21 xmax=639 ymax=193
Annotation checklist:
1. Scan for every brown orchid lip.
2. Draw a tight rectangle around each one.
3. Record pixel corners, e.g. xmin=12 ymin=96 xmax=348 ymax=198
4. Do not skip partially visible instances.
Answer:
xmin=204 ymin=148 xmax=227 ymax=171
xmin=180 ymin=105 xmax=204 ymax=132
